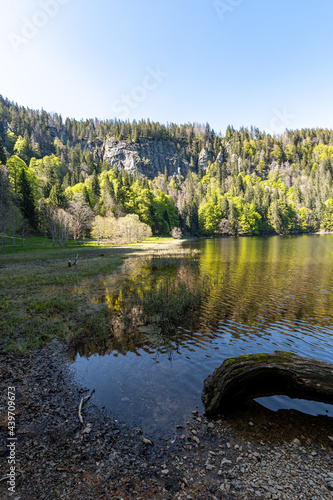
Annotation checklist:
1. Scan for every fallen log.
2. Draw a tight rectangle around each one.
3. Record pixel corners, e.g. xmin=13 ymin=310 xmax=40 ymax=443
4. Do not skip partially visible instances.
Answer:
xmin=202 ymin=351 xmax=333 ymax=417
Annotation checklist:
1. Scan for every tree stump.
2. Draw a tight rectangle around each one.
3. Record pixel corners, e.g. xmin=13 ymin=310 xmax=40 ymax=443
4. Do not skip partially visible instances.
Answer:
xmin=202 ymin=351 xmax=333 ymax=417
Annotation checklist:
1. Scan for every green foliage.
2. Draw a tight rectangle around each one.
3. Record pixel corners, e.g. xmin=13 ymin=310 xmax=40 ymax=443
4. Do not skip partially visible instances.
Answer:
xmin=1 ymin=93 xmax=333 ymax=237
xmin=6 ymin=155 xmax=27 ymax=192
xmin=5 ymin=130 xmax=17 ymax=155
xmin=14 ymin=132 xmax=32 ymax=163
xmin=0 ymin=137 xmax=6 ymax=165
xmin=48 ymin=183 xmax=64 ymax=208
xmin=239 ymin=203 xmax=262 ymax=235
xmin=198 ymin=193 xmax=222 ymax=235
xmin=324 ymin=199 xmax=333 ymax=230
xmin=17 ymin=168 xmax=36 ymax=226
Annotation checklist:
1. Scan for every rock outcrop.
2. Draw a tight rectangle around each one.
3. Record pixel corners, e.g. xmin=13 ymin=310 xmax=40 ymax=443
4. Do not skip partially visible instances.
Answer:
xmin=198 ymin=148 xmax=213 ymax=172
xmin=202 ymin=351 xmax=333 ymax=417
xmin=103 ymin=137 xmax=191 ymax=179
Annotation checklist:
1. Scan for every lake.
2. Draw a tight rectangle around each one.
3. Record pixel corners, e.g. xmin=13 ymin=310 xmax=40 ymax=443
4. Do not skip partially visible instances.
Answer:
xmin=68 ymin=234 xmax=333 ymax=437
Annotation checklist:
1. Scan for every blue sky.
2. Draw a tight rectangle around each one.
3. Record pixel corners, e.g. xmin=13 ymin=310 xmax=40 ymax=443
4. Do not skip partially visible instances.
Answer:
xmin=1 ymin=0 xmax=332 ymax=134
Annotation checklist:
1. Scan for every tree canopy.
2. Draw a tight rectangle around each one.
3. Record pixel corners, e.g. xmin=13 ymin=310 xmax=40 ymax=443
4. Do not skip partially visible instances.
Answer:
xmin=1 ymin=94 xmax=333 ymax=242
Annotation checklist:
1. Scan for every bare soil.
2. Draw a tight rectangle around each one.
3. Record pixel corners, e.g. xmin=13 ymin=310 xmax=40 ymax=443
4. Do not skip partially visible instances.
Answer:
xmin=1 ymin=341 xmax=332 ymax=499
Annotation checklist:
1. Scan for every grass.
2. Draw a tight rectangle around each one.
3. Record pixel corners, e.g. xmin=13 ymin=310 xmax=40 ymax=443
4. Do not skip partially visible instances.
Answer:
xmin=0 ymin=234 xmax=174 ymax=255
xmin=138 ymin=279 xmax=202 ymax=335
xmin=0 ymin=235 xmax=198 ymax=354
xmin=109 ymin=249 xmax=211 ymax=349
xmin=0 ymin=237 xmax=141 ymax=354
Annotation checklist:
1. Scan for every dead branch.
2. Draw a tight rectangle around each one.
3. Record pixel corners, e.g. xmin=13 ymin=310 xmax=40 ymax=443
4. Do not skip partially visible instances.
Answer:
xmin=78 ymin=389 xmax=95 ymax=425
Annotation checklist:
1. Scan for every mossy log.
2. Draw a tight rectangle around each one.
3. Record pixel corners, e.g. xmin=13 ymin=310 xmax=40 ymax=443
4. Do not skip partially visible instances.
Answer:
xmin=202 ymin=351 xmax=333 ymax=417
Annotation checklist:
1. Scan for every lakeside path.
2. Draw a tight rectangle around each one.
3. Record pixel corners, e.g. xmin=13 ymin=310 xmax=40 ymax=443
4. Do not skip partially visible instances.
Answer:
xmin=0 ymin=341 xmax=332 ymax=500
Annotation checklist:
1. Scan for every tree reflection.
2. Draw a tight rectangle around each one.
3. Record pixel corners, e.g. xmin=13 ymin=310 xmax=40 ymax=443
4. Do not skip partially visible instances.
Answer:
xmin=69 ymin=235 xmax=333 ymax=360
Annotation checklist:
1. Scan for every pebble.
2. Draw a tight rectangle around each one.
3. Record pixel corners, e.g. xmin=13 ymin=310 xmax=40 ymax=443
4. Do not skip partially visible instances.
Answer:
xmin=221 ymin=458 xmax=232 ymax=466
xmin=142 ymin=438 xmax=153 ymax=446
xmin=1 ymin=342 xmax=332 ymax=500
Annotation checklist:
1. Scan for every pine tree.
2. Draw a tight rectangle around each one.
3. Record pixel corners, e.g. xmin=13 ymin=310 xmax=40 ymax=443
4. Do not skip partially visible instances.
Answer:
xmin=61 ymin=173 xmax=71 ymax=191
xmin=17 ymin=168 xmax=36 ymax=227
xmin=48 ymin=183 xmax=63 ymax=208
xmin=0 ymin=137 xmax=6 ymax=165
xmin=228 ymin=199 xmax=238 ymax=236
xmin=91 ymin=170 xmax=101 ymax=198
xmin=164 ymin=165 xmax=168 ymax=183
xmin=82 ymin=186 xmax=91 ymax=206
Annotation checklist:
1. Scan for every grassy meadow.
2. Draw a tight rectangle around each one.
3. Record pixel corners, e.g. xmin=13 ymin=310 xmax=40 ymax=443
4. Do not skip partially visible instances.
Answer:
xmin=0 ymin=234 xmax=176 ymax=354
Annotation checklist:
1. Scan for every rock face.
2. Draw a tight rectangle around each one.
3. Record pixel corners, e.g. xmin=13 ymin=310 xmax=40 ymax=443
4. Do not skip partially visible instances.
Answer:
xmin=103 ymin=137 xmax=190 ymax=179
xmin=198 ymin=148 xmax=213 ymax=172
xmin=202 ymin=351 xmax=333 ymax=417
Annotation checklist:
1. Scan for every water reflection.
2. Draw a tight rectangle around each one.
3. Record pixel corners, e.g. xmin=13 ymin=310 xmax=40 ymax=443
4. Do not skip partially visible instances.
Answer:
xmin=68 ymin=235 xmax=333 ymax=433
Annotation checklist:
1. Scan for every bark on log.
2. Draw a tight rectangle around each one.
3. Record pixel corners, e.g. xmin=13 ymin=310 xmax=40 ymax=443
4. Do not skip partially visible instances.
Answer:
xmin=202 ymin=351 xmax=333 ymax=417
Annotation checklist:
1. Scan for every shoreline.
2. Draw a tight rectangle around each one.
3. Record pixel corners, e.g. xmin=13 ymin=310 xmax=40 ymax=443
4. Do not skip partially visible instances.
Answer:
xmin=1 ymin=229 xmax=332 ymax=257
xmin=1 ymin=341 xmax=332 ymax=499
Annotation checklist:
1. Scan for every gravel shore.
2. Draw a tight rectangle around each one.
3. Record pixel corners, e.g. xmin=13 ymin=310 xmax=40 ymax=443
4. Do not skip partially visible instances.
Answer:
xmin=1 ymin=341 xmax=332 ymax=499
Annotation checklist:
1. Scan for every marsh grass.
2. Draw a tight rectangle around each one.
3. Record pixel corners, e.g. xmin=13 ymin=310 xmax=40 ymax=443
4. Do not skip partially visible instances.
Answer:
xmin=75 ymin=307 xmax=111 ymax=341
xmin=110 ymin=249 xmax=210 ymax=350
xmin=138 ymin=279 xmax=202 ymax=335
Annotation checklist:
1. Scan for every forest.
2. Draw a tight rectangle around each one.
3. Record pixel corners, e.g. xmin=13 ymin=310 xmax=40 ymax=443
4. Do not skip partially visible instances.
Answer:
xmin=1 ymin=93 xmax=333 ymax=246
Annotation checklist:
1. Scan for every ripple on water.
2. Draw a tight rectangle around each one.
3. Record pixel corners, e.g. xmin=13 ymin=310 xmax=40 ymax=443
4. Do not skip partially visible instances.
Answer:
xmin=69 ymin=235 xmax=333 ymax=434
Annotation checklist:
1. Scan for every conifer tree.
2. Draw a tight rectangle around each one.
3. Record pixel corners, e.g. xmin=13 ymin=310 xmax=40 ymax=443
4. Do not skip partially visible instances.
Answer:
xmin=48 ymin=183 xmax=63 ymax=208
xmin=91 ymin=170 xmax=101 ymax=198
xmin=17 ymin=168 xmax=36 ymax=227
xmin=0 ymin=137 xmax=6 ymax=165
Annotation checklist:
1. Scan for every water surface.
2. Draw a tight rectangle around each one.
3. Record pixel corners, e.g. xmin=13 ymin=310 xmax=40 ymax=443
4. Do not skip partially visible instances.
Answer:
xmin=69 ymin=234 xmax=333 ymax=436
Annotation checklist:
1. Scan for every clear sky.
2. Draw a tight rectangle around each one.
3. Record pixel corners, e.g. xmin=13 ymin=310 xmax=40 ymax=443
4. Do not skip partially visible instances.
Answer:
xmin=1 ymin=0 xmax=332 ymax=134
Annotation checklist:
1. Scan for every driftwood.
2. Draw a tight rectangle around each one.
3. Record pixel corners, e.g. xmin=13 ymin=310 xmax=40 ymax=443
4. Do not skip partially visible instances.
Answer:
xmin=202 ymin=351 xmax=333 ymax=417
xmin=78 ymin=389 xmax=95 ymax=425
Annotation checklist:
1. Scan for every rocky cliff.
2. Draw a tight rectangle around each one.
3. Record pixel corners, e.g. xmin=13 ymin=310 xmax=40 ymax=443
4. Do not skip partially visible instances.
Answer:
xmin=102 ymin=137 xmax=191 ymax=179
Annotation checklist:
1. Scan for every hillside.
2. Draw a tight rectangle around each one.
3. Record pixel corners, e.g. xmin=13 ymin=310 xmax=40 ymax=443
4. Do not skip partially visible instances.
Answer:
xmin=0 ymin=94 xmax=333 ymax=243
